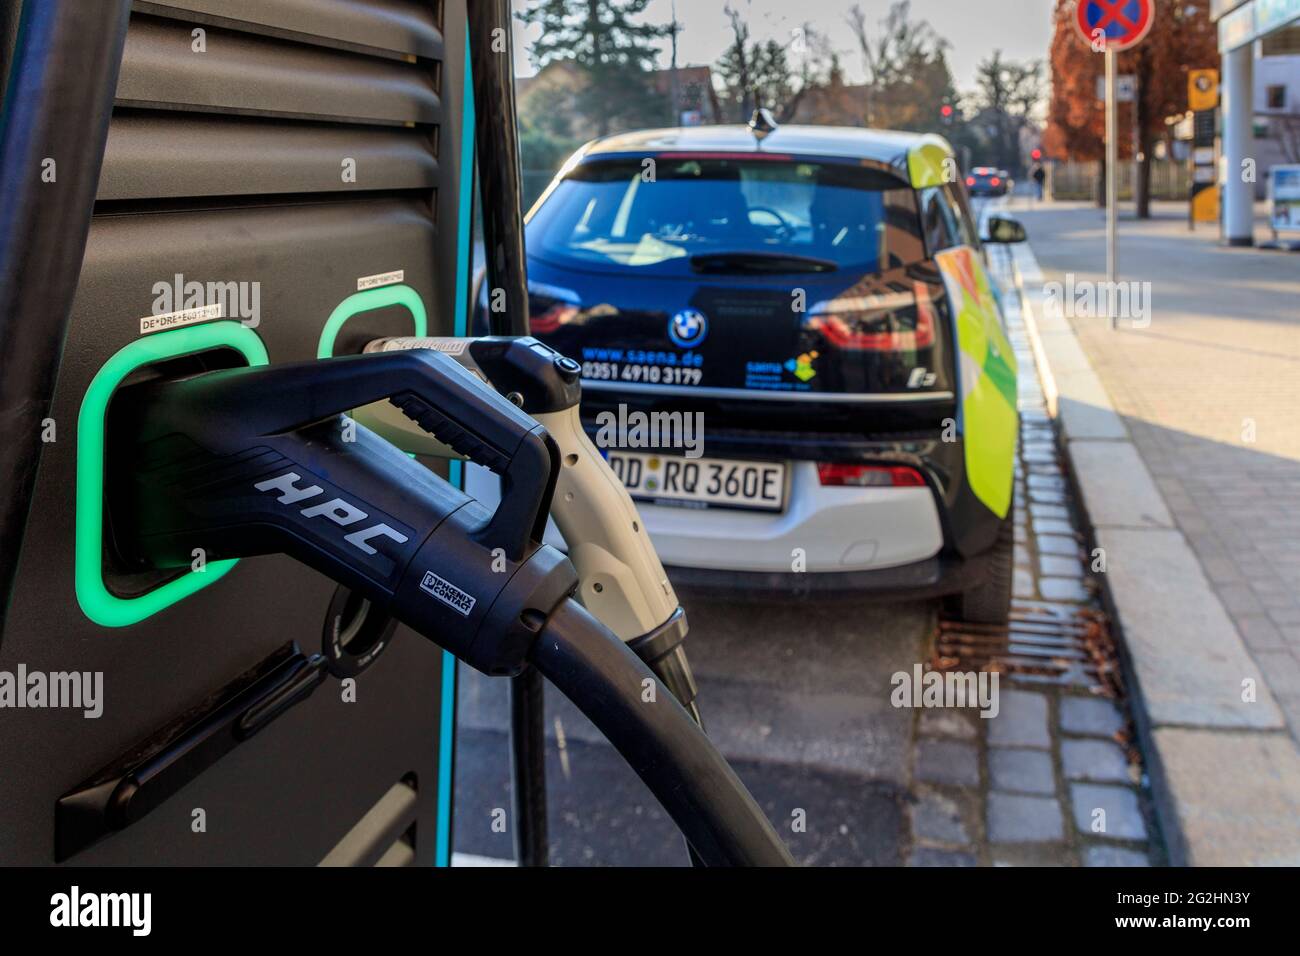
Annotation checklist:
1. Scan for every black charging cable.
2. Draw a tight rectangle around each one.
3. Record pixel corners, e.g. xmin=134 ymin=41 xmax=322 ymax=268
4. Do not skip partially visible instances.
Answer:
xmin=106 ymin=348 xmax=794 ymax=866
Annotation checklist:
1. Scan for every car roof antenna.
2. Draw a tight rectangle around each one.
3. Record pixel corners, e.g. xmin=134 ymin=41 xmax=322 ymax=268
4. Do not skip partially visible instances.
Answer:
xmin=748 ymin=106 xmax=777 ymax=142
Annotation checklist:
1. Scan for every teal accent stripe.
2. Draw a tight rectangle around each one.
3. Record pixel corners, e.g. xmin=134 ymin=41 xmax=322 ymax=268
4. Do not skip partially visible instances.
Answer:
xmin=435 ymin=20 xmax=476 ymax=869
xmin=452 ymin=30 xmax=476 ymax=335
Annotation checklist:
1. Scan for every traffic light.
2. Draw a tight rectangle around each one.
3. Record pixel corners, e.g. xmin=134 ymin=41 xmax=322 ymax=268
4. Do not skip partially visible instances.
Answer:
xmin=1031 ymin=147 xmax=1043 ymax=161
xmin=940 ymin=103 xmax=954 ymax=126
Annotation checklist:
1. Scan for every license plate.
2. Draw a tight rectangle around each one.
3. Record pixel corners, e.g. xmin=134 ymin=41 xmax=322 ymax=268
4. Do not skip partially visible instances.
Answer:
xmin=606 ymin=451 xmax=786 ymax=512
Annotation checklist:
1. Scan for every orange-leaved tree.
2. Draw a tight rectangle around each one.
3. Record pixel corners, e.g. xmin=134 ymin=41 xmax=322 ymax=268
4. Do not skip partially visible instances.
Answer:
xmin=1044 ymin=0 xmax=1218 ymax=216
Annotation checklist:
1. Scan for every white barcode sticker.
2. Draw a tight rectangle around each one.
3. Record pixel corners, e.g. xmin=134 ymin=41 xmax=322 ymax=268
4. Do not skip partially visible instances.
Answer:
xmin=139 ymin=303 xmax=223 ymax=335
xmin=357 ymin=270 xmax=404 ymax=291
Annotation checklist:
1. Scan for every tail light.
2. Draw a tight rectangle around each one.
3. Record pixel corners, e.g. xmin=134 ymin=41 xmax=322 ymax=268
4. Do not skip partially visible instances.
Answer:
xmin=526 ymin=280 xmax=580 ymax=334
xmin=804 ymin=281 xmax=936 ymax=352
xmin=965 ymin=176 xmax=975 ymax=186
xmin=529 ymin=303 xmax=578 ymax=334
xmin=990 ymin=177 xmax=1001 ymax=187
xmin=817 ymin=464 xmax=926 ymax=487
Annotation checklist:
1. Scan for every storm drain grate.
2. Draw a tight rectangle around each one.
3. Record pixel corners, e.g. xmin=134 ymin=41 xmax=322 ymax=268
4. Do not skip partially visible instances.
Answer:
xmin=931 ymin=601 xmax=1122 ymax=696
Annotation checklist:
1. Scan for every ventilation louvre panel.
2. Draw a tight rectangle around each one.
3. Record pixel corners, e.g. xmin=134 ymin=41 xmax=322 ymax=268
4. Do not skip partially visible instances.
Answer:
xmin=135 ymin=0 xmax=443 ymax=59
xmin=0 ymin=0 xmax=463 ymax=865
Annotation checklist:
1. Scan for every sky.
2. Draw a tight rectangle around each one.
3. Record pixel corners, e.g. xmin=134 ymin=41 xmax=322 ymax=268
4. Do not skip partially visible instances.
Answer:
xmin=510 ymin=0 xmax=1057 ymax=96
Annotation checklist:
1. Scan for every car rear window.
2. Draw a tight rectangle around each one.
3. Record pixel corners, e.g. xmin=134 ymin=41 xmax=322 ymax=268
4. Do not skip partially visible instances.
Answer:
xmin=527 ymin=156 xmax=925 ymax=276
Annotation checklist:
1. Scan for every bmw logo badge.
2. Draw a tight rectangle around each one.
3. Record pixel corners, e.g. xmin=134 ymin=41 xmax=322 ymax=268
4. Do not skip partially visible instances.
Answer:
xmin=669 ymin=309 xmax=708 ymax=349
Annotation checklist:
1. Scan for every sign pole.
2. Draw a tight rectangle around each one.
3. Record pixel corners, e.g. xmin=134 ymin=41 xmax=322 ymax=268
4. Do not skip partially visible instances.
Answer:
xmin=1076 ymin=0 xmax=1153 ymax=329
xmin=1132 ymin=70 xmax=1140 ymax=216
xmin=1105 ymin=46 xmax=1118 ymax=330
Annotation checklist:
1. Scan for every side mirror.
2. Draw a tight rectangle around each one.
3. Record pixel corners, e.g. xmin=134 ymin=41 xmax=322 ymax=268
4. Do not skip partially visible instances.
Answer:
xmin=984 ymin=215 xmax=1027 ymax=244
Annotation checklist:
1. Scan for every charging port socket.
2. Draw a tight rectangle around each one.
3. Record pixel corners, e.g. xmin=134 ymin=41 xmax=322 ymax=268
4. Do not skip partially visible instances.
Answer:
xmin=75 ymin=321 xmax=267 ymax=627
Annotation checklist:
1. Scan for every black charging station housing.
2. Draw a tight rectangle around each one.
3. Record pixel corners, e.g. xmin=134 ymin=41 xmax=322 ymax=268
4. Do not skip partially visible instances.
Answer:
xmin=0 ymin=0 xmax=475 ymax=865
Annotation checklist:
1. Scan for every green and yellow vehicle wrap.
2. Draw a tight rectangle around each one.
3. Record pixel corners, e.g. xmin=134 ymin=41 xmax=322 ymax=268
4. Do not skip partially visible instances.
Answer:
xmin=905 ymin=135 xmax=958 ymax=190
xmin=903 ymin=135 xmax=1018 ymax=521
xmin=934 ymin=246 xmax=1018 ymax=519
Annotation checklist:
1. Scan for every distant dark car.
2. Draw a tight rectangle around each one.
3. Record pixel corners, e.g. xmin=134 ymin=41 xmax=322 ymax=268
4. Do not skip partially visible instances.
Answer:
xmin=966 ymin=167 xmax=1009 ymax=197
xmin=476 ymin=125 xmax=1026 ymax=622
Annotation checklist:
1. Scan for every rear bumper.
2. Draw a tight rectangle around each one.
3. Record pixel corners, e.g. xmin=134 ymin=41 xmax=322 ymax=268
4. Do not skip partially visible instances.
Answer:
xmin=636 ymin=461 xmax=944 ymax=573
xmin=665 ymin=549 xmax=992 ymax=604
xmin=585 ymin=421 xmax=1007 ymax=563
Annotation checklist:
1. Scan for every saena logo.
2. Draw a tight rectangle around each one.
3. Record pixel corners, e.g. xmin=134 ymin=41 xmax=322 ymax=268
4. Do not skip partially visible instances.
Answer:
xmin=784 ymin=350 xmax=818 ymax=382
xmin=253 ymin=472 xmax=409 ymax=557
xmin=50 ymin=886 xmax=151 ymax=936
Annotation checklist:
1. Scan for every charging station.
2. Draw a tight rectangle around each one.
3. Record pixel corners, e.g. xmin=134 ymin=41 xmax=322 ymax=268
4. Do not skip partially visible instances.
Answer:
xmin=0 ymin=0 xmax=476 ymax=865
xmin=0 ymin=0 xmax=793 ymax=872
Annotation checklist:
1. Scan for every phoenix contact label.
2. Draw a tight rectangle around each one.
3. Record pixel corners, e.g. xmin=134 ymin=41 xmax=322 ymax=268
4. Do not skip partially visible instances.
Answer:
xmin=419 ymin=571 xmax=477 ymax=616
xmin=376 ymin=336 xmax=469 ymax=355
xmin=357 ymin=269 xmax=404 ymax=291
xmin=139 ymin=303 xmax=223 ymax=335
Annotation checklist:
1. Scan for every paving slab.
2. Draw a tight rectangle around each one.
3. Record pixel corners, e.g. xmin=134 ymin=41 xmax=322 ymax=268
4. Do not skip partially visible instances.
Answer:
xmin=1036 ymin=533 xmax=1080 ymax=555
xmin=1061 ymin=738 xmax=1131 ymax=783
xmin=1038 ymin=554 xmax=1083 ymax=577
xmin=987 ymin=792 xmax=1064 ymax=843
xmin=1054 ymin=375 xmax=1130 ymax=441
xmin=1083 ymin=845 xmax=1151 ymax=867
xmin=989 ymin=748 xmax=1056 ymax=795
xmin=915 ymin=739 xmax=980 ymax=788
xmin=992 ymin=845 xmax=1078 ymax=866
xmin=918 ymin=708 xmax=978 ymax=741
xmin=909 ymin=788 xmax=971 ymax=846
xmin=1069 ymin=440 xmax=1174 ymax=529
xmin=908 ymin=847 xmax=977 ymax=867
xmin=1059 ymin=696 xmax=1125 ymax=738
xmin=986 ymin=689 xmax=1052 ymax=749
xmin=1039 ymin=577 xmax=1090 ymax=603
xmin=1097 ymin=528 xmax=1284 ymax=730
xmin=1153 ymin=727 xmax=1300 ymax=866
xmin=1070 ymin=783 xmax=1148 ymax=841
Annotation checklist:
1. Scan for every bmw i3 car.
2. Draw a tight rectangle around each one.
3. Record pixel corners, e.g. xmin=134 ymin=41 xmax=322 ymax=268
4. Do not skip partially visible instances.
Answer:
xmin=475 ymin=123 xmax=1024 ymax=622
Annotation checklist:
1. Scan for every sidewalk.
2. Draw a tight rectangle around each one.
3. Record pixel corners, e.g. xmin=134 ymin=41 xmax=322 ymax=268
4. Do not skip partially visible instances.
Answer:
xmin=905 ymin=244 xmax=1159 ymax=867
xmin=1008 ymin=199 xmax=1300 ymax=865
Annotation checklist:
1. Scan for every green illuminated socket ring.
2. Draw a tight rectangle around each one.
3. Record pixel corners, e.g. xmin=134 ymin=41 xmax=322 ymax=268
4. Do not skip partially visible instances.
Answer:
xmin=75 ymin=321 xmax=269 ymax=627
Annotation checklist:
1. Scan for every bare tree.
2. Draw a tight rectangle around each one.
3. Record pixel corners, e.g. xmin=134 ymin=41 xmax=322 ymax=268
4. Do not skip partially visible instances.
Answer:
xmin=971 ymin=50 xmax=1044 ymax=174
xmin=717 ymin=6 xmax=755 ymax=120
xmin=715 ymin=6 xmax=827 ymax=123
xmin=846 ymin=0 xmax=955 ymax=130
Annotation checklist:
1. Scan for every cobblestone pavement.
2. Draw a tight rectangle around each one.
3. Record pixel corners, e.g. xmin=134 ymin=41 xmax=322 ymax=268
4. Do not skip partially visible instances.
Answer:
xmin=1015 ymin=201 xmax=1300 ymax=745
xmin=905 ymin=230 xmax=1162 ymax=867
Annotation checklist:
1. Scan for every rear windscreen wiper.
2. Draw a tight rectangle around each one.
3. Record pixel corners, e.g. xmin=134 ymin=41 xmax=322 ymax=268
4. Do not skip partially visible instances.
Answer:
xmin=689 ymin=251 xmax=838 ymax=274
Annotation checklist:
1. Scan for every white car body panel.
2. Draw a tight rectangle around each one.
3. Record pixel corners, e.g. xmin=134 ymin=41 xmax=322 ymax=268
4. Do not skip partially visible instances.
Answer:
xmin=467 ymin=459 xmax=944 ymax=574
